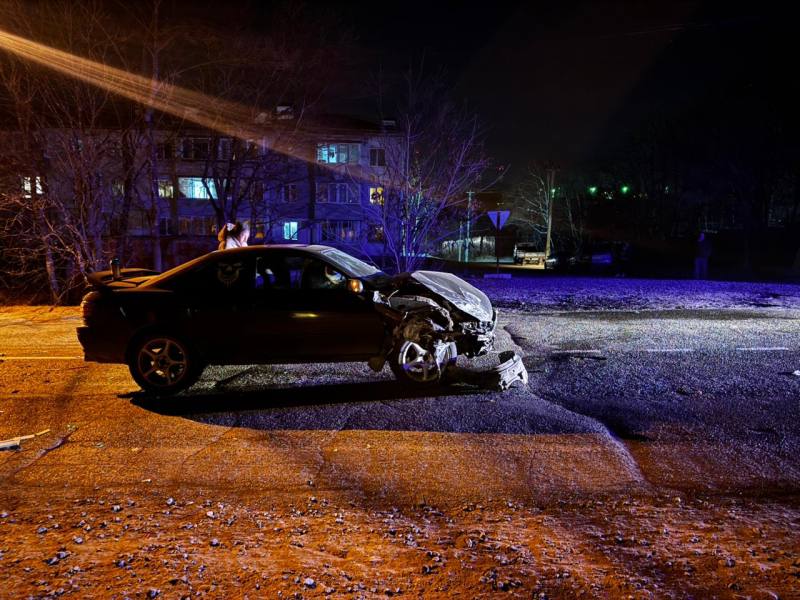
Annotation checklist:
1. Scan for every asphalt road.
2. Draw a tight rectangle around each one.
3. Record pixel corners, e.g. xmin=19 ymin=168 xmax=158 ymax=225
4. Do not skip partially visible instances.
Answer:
xmin=1 ymin=305 xmax=799 ymax=507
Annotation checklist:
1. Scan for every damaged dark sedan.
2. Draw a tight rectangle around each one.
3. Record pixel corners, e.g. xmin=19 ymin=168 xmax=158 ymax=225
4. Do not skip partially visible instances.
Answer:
xmin=77 ymin=245 xmax=504 ymax=394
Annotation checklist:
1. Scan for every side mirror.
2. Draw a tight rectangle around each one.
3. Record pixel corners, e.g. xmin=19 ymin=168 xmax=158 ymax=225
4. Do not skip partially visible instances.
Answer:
xmin=347 ymin=279 xmax=364 ymax=294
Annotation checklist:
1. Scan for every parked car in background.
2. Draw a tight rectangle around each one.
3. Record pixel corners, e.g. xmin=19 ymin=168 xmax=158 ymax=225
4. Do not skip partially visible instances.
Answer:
xmin=544 ymin=251 xmax=572 ymax=272
xmin=513 ymin=243 xmax=547 ymax=268
xmin=568 ymin=249 xmax=592 ymax=271
xmin=77 ymin=245 xmax=498 ymax=395
xmin=568 ymin=242 xmax=630 ymax=274
xmin=590 ymin=243 xmax=616 ymax=267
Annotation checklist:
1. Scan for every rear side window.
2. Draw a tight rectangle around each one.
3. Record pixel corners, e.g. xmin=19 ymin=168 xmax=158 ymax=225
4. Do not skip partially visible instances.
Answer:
xmin=164 ymin=257 xmax=256 ymax=295
xmin=254 ymin=254 xmax=346 ymax=291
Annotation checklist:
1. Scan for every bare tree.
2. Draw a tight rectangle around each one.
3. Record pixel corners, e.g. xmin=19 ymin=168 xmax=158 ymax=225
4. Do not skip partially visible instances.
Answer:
xmin=509 ymin=164 xmax=585 ymax=255
xmin=508 ymin=164 xmax=554 ymax=250
xmin=0 ymin=0 xmax=134 ymax=300
xmin=364 ymin=64 xmax=491 ymax=273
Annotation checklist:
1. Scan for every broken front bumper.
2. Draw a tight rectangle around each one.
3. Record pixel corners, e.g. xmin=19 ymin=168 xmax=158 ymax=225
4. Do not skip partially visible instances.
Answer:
xmin=444 ymin=350 xmax=529 ymax=391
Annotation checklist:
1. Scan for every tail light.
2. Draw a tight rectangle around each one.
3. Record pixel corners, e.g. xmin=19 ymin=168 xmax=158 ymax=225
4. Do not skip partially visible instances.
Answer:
xmin=80 ymin=291 xmax=101 ymax=326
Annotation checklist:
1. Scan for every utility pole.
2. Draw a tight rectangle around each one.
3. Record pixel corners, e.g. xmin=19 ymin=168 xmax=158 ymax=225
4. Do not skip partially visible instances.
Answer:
xmin=465 ymin=190 xmax=474 ymax=263
xmin=544 ymin=169 xmax=556 ymax=259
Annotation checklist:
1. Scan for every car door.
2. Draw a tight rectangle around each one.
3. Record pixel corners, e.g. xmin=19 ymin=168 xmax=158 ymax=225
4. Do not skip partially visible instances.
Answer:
xmin=165 ymin=254 xmax=259 ymax=363
xmin=249 ymin=251 xmax=385 ymax=361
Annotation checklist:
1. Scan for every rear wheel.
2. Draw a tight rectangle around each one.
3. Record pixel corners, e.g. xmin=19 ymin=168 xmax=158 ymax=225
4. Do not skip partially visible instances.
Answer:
xmin=389 ymin=340 xmax=456 ymax=386
xmin=127 ymin=333 xmax=202 ymax=395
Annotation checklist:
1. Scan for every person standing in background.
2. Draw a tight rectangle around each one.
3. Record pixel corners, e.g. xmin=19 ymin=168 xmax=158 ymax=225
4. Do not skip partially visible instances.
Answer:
xmin=694 ymin=232 xmax=712 ymax=279
xmin=217 ymin=221 xmax=249 ymax=250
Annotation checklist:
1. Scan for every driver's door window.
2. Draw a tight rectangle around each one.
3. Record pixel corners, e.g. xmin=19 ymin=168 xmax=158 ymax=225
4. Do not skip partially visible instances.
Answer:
xmin=251 ymin=253 xmax=381 ymax=358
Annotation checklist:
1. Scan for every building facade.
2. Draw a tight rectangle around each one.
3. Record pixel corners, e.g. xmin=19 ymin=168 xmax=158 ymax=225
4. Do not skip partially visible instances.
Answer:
xmin=3 ymin=112 xmax=399 ymax=271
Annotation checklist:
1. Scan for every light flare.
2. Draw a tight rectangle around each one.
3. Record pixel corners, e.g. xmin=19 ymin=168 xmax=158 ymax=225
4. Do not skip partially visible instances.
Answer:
xmin=0 ymin=28 xmax=294 ymax=154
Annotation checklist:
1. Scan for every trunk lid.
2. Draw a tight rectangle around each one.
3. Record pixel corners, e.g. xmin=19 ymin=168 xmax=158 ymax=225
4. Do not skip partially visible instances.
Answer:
xmin=86 ymin=268 xmax=159 ymax=290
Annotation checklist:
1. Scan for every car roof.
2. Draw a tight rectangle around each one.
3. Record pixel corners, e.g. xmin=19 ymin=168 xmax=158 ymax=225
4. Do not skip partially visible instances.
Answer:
xmin=215 ymin=244 xmax=334 ymax=254
xmin=142 ymin=244 xmax=340 ymax=288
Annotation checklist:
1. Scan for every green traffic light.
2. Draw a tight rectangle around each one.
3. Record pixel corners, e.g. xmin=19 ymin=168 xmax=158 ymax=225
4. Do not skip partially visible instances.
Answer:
xmin=620 ymin=185 xmax=630 ymax=194
xmin=588 ymin=186 xmax=598 ymax=195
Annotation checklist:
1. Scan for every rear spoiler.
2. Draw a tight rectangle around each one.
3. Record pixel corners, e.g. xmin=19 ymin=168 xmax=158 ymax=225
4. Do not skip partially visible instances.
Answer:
xmin=86 ymin=268 xmax=160 ymax=290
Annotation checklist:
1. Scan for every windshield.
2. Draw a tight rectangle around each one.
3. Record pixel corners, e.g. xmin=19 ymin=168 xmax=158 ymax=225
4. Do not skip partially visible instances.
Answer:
xmin=320 ymin=248 xmax=383 ymax=278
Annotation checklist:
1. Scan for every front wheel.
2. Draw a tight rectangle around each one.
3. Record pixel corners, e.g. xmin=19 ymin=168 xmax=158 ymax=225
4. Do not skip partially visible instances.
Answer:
xmin=389 ymin=340 xmax=456 ymax=386
xmin=127 ymin=333 xmax=202 ymax=395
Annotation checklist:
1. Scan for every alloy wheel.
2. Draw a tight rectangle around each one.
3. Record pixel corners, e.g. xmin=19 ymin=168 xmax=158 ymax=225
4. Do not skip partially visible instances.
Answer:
xmin=136 ymin=337 xmax=189 ymax=389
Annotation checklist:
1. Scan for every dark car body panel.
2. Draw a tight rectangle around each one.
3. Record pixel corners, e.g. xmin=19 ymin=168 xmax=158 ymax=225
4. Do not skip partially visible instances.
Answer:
xmin=78 ymin=246 xmax=390 ymax=364
xmin=77 ymin=245 xmax=493 ymax=369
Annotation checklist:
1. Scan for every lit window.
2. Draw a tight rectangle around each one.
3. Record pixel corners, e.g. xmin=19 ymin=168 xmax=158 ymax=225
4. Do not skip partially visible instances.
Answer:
xmin=369 ymin=148 xmax=386 ymax=167
xmin=21 ymin=176 xmax=43 ymax=198
xmin=157 ymin=179 xmax=174 ymax=198
xmin=369 ymin=186 xmax=384 ymax=205
xmin=283 ymin=221 xmax=299 ymax=241
xmin=316 ymin=143 xmax=361 ymax=164
xmin=111 ymin=179 xmax=125 ymax=197
xmin=253 ymin=222 xmax=266 ymax=240
xmin=178 ymin=177 xmax=217 ymax=200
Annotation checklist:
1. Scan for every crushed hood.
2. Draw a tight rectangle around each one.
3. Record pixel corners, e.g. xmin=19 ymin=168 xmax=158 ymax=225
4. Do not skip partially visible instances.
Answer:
xmin=410 ymin=271 xmax=494 ymax=322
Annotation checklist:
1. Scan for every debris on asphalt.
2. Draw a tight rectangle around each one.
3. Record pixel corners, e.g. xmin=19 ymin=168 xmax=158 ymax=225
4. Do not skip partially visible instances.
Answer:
xmin=0 ymin=436 xmax=33 ymax=451
xmin=0 ymin=428 xmax=50 ymax=451
xmin=444 ymin=351 xmax=529 ymax=391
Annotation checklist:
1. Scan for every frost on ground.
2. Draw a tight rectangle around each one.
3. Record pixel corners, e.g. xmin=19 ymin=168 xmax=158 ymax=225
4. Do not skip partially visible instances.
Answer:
xmin=470 ymin=276 xmax=800 ymax=312
xmin=1 ymin=490 xmax=798 ymax=599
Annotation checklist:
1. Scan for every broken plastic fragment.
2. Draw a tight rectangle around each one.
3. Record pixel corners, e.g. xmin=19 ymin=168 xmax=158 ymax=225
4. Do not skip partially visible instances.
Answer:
xmin=443 ymin=351 xmax=528 ymax=391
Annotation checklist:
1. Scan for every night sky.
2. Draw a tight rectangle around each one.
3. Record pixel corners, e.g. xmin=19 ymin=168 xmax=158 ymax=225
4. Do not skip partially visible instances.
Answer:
xmin=340 ymin=0 xmax=795 ymax=176
xmin=16 ymin=0 xmax=798 ymax=179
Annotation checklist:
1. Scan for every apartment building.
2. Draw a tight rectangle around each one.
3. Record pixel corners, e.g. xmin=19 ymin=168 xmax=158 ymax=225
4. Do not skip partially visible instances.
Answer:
xmin=4 ymin=111 xmax=399 ymax=269
xmin=138 ymin=114 xmax=396 ymax=260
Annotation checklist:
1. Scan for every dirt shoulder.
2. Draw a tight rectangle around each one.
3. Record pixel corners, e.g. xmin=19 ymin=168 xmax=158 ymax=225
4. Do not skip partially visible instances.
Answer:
xmin=1 ymin=488 xmax=798 ymax=599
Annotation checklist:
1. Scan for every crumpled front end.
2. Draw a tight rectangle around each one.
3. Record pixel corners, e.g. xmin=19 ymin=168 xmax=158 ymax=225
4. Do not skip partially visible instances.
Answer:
xmin=372 ymin=289 xmax=496 ymax=361
xmin=456 ymin=308 xmax=497 ymax=357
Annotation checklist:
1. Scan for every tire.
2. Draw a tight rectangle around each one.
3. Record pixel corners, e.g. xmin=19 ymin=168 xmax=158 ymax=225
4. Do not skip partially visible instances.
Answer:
xmin=127 ymin=332 xmax=202 ymax=396
xmin=389 ymin=340 xmax=457 ymax=387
